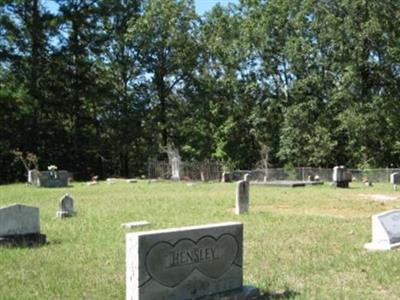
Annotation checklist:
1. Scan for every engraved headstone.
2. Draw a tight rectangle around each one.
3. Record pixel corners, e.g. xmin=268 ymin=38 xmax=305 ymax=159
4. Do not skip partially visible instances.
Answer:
xmin=126 ymin=222 xmax=257 ymax=300
xmin=364 ymin=209 xmax=400 ymax=251
xmin=56 ymin=194 xmax=76 ymax=219
xmin=0 ymin=204 xmax=46 ymax=245
xmin=235 ymin=180 xmax=249 ymax=215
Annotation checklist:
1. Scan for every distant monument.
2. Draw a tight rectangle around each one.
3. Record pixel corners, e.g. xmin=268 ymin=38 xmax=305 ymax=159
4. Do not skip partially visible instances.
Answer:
xmin=390 ymin=172 xmax=400 ymax=190
xmin=332 ymin=166 xmax=351 ymax=188
xmin=165 ymin=145 xmax=181 ymax=181
xmin=28 ymin=165 xmax=69 ymax=188
xmin=235 ymin=174 xmax=250 ymax=214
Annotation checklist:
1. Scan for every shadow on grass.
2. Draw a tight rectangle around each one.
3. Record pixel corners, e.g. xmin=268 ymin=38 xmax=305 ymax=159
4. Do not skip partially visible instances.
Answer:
xmin=256 ymin=289 xmax=300 ymax=299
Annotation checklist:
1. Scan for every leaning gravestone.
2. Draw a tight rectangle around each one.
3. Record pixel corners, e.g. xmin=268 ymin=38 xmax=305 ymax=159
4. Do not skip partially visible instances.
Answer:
xmin=126 ymin=222 xmax=257 ymax=300
xmin=235 ymin=177 xmax=250 ymax=215
xmin=364 ymin=209 xmax=400 ymax=251
xmin=390 ymin=172 xmax=400 ymax=190
xmin=56 ymin=194 xmax=76 ymax=219
xmin=0 ymin=204 xmax=46 ymax=246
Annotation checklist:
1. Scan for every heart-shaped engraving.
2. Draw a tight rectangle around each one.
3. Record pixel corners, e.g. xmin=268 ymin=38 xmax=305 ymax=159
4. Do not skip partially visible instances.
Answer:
xmin=145 ymin=234 xmax=239 ymax=287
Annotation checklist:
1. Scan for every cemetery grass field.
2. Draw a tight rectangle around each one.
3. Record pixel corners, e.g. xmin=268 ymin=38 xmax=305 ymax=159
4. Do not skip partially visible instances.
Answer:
xmin=1 ymin=181 xmax=400 ymax=299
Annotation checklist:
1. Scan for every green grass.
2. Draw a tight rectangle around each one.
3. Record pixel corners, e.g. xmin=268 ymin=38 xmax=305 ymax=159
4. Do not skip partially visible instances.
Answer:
xmin=1 ymin=181 xmax=400 ymax=299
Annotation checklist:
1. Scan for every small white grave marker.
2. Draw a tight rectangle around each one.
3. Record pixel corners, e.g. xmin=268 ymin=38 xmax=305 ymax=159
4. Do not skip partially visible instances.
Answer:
xmin=364 ymin=209 xmax=400 ymax=251
xmin=121 ymin=221 xmax=150 ymax=229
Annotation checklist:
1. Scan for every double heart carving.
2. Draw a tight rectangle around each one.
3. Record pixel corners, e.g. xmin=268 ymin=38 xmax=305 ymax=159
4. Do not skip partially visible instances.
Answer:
xmin=145 ymin=234 xmax=239 ymax=287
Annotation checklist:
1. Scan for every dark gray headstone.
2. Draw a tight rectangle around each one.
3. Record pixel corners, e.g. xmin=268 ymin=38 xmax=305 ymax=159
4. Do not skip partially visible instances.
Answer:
xmin=56 ymin=194 xmax=75 ymax=218
xmin=0 ymin=204 xmax=46 ymax=246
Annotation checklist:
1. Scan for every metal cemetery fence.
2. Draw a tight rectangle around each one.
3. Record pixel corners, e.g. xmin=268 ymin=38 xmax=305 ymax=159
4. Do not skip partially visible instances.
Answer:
xmin=147 ymin=159 xmax=224 ymax=181
xmin=147 ymin=160 xmax=400 ymax=183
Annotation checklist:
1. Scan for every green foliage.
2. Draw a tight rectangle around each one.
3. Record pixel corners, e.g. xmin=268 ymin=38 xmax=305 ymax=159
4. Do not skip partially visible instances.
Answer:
xmin=2 ymin=0 xmax=400 ymax=183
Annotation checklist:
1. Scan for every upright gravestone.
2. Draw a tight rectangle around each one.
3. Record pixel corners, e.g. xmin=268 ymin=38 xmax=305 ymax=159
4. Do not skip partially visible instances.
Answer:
xmin=390 ymin=172 xmax=400 ymax=190
xmin=332 ymin=166 xmax=350 ymax=188
xmin=364 ymin=209 xmax=400 ymax=251
xmin=56 ymin=194 xmax=76 ymax=219
xmin=235 ymin=176 xmax=249 ymax=215
xmin=0 ymin=204 xmax=46 ymax=246
xmin=171 ymin=157 xmax=180 ymax=181
xmin=28 ymin=169 xmax=40 ymax=185
xmin=126 ymin=222 xmax=257 ymax=300
xmin=221 ymin=171 xmax=231 ymax=183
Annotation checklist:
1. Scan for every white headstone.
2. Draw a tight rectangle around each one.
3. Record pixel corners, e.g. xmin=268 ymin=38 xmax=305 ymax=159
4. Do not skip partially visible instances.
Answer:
xmin=0 ymin=204 xmax=40 ymax=236
xmin=56 ymin=194 xmax=75 ymax=219
xmin=364 ymin=209 xmax=400 ymax=251
xmin=244 ymin=173 xmax=250 ymax=182
xmin=126 ymin=222 xmax=256 ymax=300
xmin=171 ymin=157 xmax=180 ymax=180
xmin=121 ymin=221 xmax=150 ymax=229
xmin=235 ymin=180 xmax=249 ymax=215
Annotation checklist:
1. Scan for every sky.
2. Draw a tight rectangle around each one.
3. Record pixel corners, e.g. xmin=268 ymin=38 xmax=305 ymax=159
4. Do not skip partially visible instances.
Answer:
xmin=195 ymin=0 xmax=239 ymax=15
xmin=44 ymin=0 xmax=239 ymax=15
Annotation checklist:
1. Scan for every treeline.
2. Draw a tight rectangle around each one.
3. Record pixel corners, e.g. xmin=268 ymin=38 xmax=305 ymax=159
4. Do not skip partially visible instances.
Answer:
xmin=1 ymin=0 xmax=400 ymax=183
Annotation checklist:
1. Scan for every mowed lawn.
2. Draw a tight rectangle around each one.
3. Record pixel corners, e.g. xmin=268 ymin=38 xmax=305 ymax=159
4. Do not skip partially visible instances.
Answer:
xmin=1 ymin=181 xmax=400 ymax=299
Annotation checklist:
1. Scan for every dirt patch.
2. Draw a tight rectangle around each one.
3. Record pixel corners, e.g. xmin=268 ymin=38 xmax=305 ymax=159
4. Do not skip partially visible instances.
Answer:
xmin=252 ymin=205 xmax=370 ymax=219
xmin=357 ymin=194 xmax=399 ymax=202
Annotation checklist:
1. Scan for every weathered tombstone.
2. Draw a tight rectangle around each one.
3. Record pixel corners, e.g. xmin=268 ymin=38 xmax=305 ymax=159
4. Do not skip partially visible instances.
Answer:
xmin=364 ymin=209 xmax=400 ymax=251
xmin=235 ymin=179 xmax=249 ymax=215
xmin=332 ymin=166 xmax=350 ymax=188
xmin=244 ymin=173 xmax=250 ymax=182
xmin=171 ymin=157 xmax=180 ymax=181
xmin=390 ymin=172 xmax=400 ymax=190
xmin=56 ymin=194 xmax=76 ymax=219
xmin=27 ymin=169 xmax=39 ymax=185
xmin=126 ymin=222 xmax=257 ymax=300
xmin=0 ymin=204 xmax=46 ymax=246
xmin=221 ymin=171 xmax=231 ymax=183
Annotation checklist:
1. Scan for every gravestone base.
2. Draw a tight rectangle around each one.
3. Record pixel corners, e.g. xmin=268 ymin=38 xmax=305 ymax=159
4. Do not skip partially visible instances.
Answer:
xmin=0 ymin=233 xmax=46 ymax=247
xmin=364 ymin=241 xmax=400 ymax=251
xmin=56 ymin=210 xmax=76 ymax=219
xmin=332 ymin=181 xmax=349 ymax=188
xmin=204 ymin=285 xmax=259 ymax=300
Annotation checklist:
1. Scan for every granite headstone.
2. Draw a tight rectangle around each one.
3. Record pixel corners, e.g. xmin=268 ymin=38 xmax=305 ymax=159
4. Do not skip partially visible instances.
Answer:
xmin=126 ymin=222 xmax=257 ymax=300
xmin=0 ymin=204 xmax=46 ymax=245
xmin=56 ymin=194 xmax=76 ymax=218
xmin=364 ymin=209 xmax=400 ymax=251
